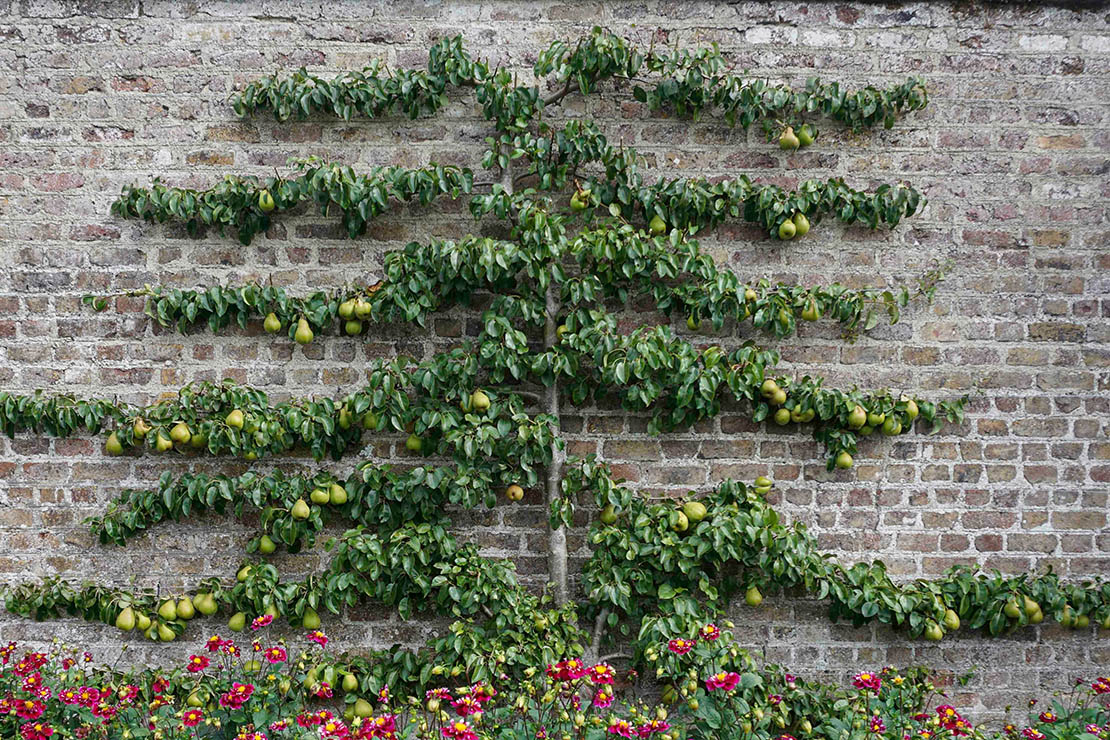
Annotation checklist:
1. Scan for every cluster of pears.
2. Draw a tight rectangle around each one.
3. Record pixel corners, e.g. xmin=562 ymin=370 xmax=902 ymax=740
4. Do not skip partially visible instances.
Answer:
xmin=776 ymin=210 xmax=810 ymax=240
xmin=263 ymin=313 xmax=316 ymax=345
xmin=303 ymin=664 xmax=374 ymax=721
xmin=113 ymin=592 xmax=218 ymax=642
xmin=778 ymin=123 xmax=816 ymax=151
xmin=338 ymin=295 xmax=374 ymax=336
xmin=105 ymin=416 xmax=206 ymax=456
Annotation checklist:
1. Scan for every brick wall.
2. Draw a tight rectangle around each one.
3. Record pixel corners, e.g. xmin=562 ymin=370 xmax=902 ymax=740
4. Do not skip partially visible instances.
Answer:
xmin=0 ymin=0 xmax=1107 ymax=720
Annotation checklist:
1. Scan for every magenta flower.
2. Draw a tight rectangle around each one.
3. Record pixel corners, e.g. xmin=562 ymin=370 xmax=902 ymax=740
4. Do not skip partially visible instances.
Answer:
xmin=705 ymin=671 xmax=741 ymax=692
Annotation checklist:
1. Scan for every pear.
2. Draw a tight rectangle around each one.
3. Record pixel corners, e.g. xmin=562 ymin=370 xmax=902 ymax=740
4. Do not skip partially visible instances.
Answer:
xmin=682 ymin=501 xmax=707 ymax=523
xmin=169 ymin=422 xmax=191 ymax=445
xmin=797 ymin=124 xmax=816 ymax=147
xmin=470 ymin=390 xmax=491 ymax=412
xmin=745 ymin=586 xmax=763 ymax=607
xmin=133 ymin=418 xmax=151 ymax=439
xmin=569 ymin=191 xmax=587 ymax=212
xmin=800 ymin=298 xmax=820 ymax=321
xmin=176 ymin=597 xmax=195 ymax=621
xmin=115 ymin=606 xmax=136 ymax=632
xmin=135 ymin=611 xmax=151 ymax=631
xmin=342 ymin=673 xmax=358 ymax=692
xmin=779 ymin=126 xmax=800 ymax=150
xmin=505 ymin=484 xmax=524 ymax=502
xmin=1101 ymin=613 xmax=1110 ymax=630
xmin=744 ymin=288 xmax=758 ymax=303
xmin=157 ymin=600 xmax=177 ymax=622
xmin=792 ymin=212 xmax=811 ymax=237
xmin=777 ymin=219 xmax=796 ymax=240
xmin=923 ymin=621 xmax=944 ymax=641
xmin=264 ymin=603 xmax=280 ymax=619
xmin=881 ymin=417 xmax=902 ymax=436
xmin=943 ymin=609 xmax=960 ymax=631
xmin=1029 ymin=608 xmax=1044 ymax=624
xmin=760 ymin=380 xmax=779 ymax=398
xmin=847 ymin=405 xmax=867 ymax=429
xmin=186 ymin=691 xmax=205 ymax=708
xmin=258 ymin=189 xmax=275 ymax=212
xmin=338 ymin=299 xmax=356 ymax=320
xmin=835 ymin=451 xmax=854 ymax=469
xmin=672 ymin=511 xmax=689 ymax=533
xmin=858 ymin=425 xmax=875 ymax=436
xmin=228 ymin=612 xmax=246 ymax=632
xmin=195 ymin=593 xmax=218 ymax=616
xmin=599 ymin=504 xmax=617 ymax=525
xmin=294 ymin=317 xmax=314 ymax=345
xmin=866 ymin=412 xmax=885 ymax=428
xmin=157 ymin=622 xmax=176 ymax=642
xmin=903 ymin=397 xmax=920 ymax=420
xmin=1023 ymin=596 xmax=1040 ymax=617
xmin=686 ymin=316 xmax=700 ymax=331
xmin=344 ymin=320 xmax=363 ymax=336
xmin=310 ymin=487 xmax=330 ymax=505
xmin=105 ymin=432 xmax=124 ymax=456
xmin=263 ymin=312 xmax=282 ymax=334
xmin=302 ymin=608 xmax=321 ymax=630
xmin=773 ymin=408 xmax=791 ymax=426
xmin=648 ymin=214 xmax=667 ymax=235
xmin=225 ymin=409 xmax=245 ymax=429
xmin=354 ymin=698 xmax=373 ymax=718
xmin=1003 ymin=599 xmax=1022 ymax=619
xmin=338 ymin=406 xmax=353 ymax=430
xmin=754 ymin=476 xmax=773 ymax=488
xmin=189 ymin=430 xmax=207 ymax=449
xmin=291 ymin=499 xmax=311 ymax=520
xmin=771 ymin=388 xmax=787 ymax=406
xmin=236 ymin=565 xmax=253 ymax=583
xmin=556 ymin=324 xmax=568 ymax=340
xmin=354 ymin=299 xmax=372 ymax=320
xmin=328 ymin=483 xmax=347 ymax=505
xmin=361 ymin=411 xmax=379 ymax=430
xmin=405 ymin=434 xmax=423 ymax=453
xmin=1074 ymin=614 xmax=1089 ymax=629
xmin=258 ymin=534 xmax=277 ymax=554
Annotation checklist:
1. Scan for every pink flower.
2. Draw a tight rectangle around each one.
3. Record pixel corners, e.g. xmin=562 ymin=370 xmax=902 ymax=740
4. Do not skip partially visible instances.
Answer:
xmin=592 ymin=687 xmax=614 ymax=708
xmin=15 ymin=700 xmax=44 ymax=720
xmin=441 ymin=721 xmax=478 ymax=740
xmin=546 ymin=659 xmax=587 ymax=681
xmin=705 ymin=671 xmax=741 ymax=692
xmin=307 ymin=630 xmax=328 ymax=647
xmin=608 ymin=720 xmax=634 ymax=737
xmin=667 ymin=638 xmax=696 ymax=655
xmin=1021 ymin=730 xmax=1045 ymax=740
xmin=20 ymin=723 xmax=54 ymax=740
xmin=870 ymin=716 xmax=886 ymax=733
xmin=182 ymin=709 xmax=203 ymax=727
xmin=1038 ymin=711 xmax=1056 ymax=723
xmin=699 ymin=624 xmax=721 ymax=641
xmin=769 ymin=694 xmax=782 ymax=705
xmin=314 ymin=682 xmax=333 ymax=699
xmin=1092 ymin=677 xmax=1110 ymax=695
xmin=263 ymin=646 xmax=287 ymax=664
xmin=589 ymin=663 xmax=617 ymax=684
xmin=470 ymin=683 xmax=496 ymax=703
xmin=636 ymin=720 xmax=670 ymax=737
xmin=427 ymin=688 xmax=452 ymax=701
xmin=853 ymin=671 xmax=882 ymax=693
xmin=451 ymin=696 xmax=482 ymax=716
xmin=251 ymin=615 xmax=273 ymax=631
xmin=187 ymin=654 xmax=210 ymax=673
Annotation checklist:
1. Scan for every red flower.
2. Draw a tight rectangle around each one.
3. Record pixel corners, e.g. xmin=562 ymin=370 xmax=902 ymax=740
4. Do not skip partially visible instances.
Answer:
xmin=545 ymin=659 xmax=587 ymax=681
xmin=667 ymin=638 xmax=695 ymax=655
xmin=869 ymin=716 xmax=886 ymax=733
xmin=1092 ymin=677 xmax=1110 ymax=695
xmin=152 ymin=676 xmax=169 ymax=694
xmin=705 ymin=671 xmax=741 ymax=692
xmin=264 ymin=646 xmax=287 ymax=664
xmin=206 ymin=635 xmax=226 ymax=652
xmin=20 ymin=723 xmax=53 ymax=740
xmin=250 ymin=615 xmax=273 ymax=631
xmin=15 ymin=700 xmax=44 ymax=720
xmin=442 ymin=720 xmax=478 ymax=740
xmin=314 ymin=682 xmax=334 ymax=699
xmin=589 ymin=663 xmax=617 ymax=684
xmin=636 ymin=720 xmax=670 ymax=737
xmin=608 ymin=720 xmax=634 ymax=737
xmin=451 ymin=695 xmax=482 ymax=716
xmin=592 ymin=687 xmax=615 ymax=708
xmin=1038 ymin=711 xmax=1056 ymax=724
xmin=187 ymin=655 xmax=210 ymax=673
xmin=470 ymin=682 xmax=496 ymax=703
xmin=699 ymin=623 xmax=721 ymax=641
xmin=182 ymin=709 xmax=203 ymax=727
xmin=853 ymin=671 xmax=882 ymax=693
xmin=307 ymin=630 xmax=328 ymax=647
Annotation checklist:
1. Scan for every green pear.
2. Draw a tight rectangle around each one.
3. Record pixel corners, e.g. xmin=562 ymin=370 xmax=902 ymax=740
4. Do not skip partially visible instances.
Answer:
xmin=328 ymin=483 xmax=347 ymax=505
xmin=903 ymin=397 xmax=920 ymax=420
xmin=672 ymin=511 xmax=689 ymax=533
xmin=648 ymin=214 xmax=666 ymax=235
xmin=176 ymin=597 xmax=195 ymax=620
xmin=686 ymin=315 xmax=700 ymax=331
xmin=302 ymin=608 xmax=321 ymax=630
xmin=105 ymin=432 xmax=124 ymax=456
xmin=135 ymin=612 xmax=151 ymax=631
xmin=760 ymin=380 xmax=778 ymax=398
xmin=258 ymin=189 xmax=275 ymax=212
xmin=189 ymin=430 xmax=207 ymax=449
xmin=569 ymin=191 xmax=587 ymax=212
xmin=1003 ymin=599 xmax=1022 ymax=619
xmin=342 ymin=672 xmax=358 ymax=692
xmin=470 ymin=390 xmax=490 ymax=412
xmin=745 ymin=586 xmax=763 ymax=607
xmin=354 ymin=299 xmax=372 ymax=320
xmin=264 ymin=603 xmax=280 ymax=618
xmin=361 ymin=411 xmax=379 ymax=430
xmin=294 ymin=317 xmax=314 ymax=345
xmin=777 ymin=219 xmax=796 ymax=240
xmin=157 ymin=600 xmax=177 ymax=621
xmin=754 ymin=476 xmax=773 ymax=488
xmin=187 ymin=691 xmax=205 ymax=708
xmin=835 ymin=451 xmax=854 ymax=469
xmin=133 ymin=418 xmax=151 ymax=439
xmin=943 ymin=609 xmax=960 ymax=631
xmin=599 ymin=504 xmax=617 ymax=525
xmin=1023 ymin=596 xmax=1040 ymax=617
xmin=773 ymin=408 xmax=791 ymax=425
xmin=405 ymin=434 xmax=423 ymax=453
xmin=771 ymin=389 xmax=787 ymax=406
xmin=344 ymin=320 xmax=363 ymax=336
xmin=157 ymin=622 xmax=176 ymax=642
xmin=291 ymin=499 xmax=311 ymax=520
xmin=228 ymin=612 xmax=246 ymax=632
xmin=848 ymin=405 xmax=867 ymax=429
xmin=225 ymin=409 xmax=244 ymax=429
xmin=195 ymin=593 xmax=218 ymax=616
xmin=779 ymin=126 xmax=800 ymax=150
xmin=797 ymin=124 xmax=816 ymax=147
xmin=263 ymin=312 xmax=282 ymax=334
xmin=867 ymin=412 xmax=885 ymax=427
xmin=115 ymin=606 xmax=136 ymax=632
xmin=923 ymin=621 xmax=944 ymax=641
xmin=800 ymin=298 xmax=820 ymax=321
xmin=792 ymin=212 xmax=810 ymax=237
xmin=881 ymin=416 xmax=902 ymax=436
xmin=310 ymin=487 xmax=330 ymax=505
xmin=354 ymin=698 xmax=373 ymax=718
xmin=338 ymin=406 xmax=353 ymax=430
xmin=682 ymin=501 xmax=707 ymax=523
xmin=338 ymin=299 xmax=356 ymax=320
xmin=236 ymin=565 xmax=253 ymax=582
xmin=258 ymin=535 xmax=276 ymax=555
xmin=169 ymin=422 xmax=191 ymax=445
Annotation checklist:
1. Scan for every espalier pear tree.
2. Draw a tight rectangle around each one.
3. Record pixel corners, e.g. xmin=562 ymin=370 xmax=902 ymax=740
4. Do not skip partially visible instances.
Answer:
xmin=4 ymin=28 xmax=1109 ymax=704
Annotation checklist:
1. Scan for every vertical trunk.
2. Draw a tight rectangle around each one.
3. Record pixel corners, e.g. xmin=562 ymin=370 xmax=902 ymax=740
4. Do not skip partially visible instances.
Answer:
xmin=501 ymin=160 xmax=568 ymax=604
xmin=544 ymin=282 xmax=568 ymax=605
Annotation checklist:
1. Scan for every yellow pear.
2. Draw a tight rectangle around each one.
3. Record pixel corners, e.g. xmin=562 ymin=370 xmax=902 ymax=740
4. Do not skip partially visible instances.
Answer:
xmin=157 ymin=600 xmax=177 ymax=621
xmin=291 ymin=499 xmax=311 ymax=519
xmin=225 ymin=409 xmax=245 ymax=429
xmin=328 ymin=483 xmax=348 ymax=505
xmin=176 ymin=597 xmax=195 ymax=620
xmin=294 ymin=317 xmax=314 ymax=345
xmin=169 ymin=422 xmax=191 ymax=445
xmin=105 ymin=432 xmax=124 ymax=456
xmin=263 ymin=312 xmax=282 ymax=333
xmin=115 ymin=606 xmax=136 ymax=631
